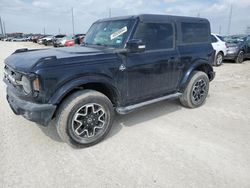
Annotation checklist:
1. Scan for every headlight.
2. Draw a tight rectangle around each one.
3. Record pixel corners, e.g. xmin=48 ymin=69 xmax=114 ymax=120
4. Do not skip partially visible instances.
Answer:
xmin=21 ymin=76 xmax=32 ymax=94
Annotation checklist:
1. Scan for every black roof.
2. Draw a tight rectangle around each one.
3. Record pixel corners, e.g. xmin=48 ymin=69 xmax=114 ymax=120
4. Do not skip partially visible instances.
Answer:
xmin=97 ymin=14 xmax=209 ymax=23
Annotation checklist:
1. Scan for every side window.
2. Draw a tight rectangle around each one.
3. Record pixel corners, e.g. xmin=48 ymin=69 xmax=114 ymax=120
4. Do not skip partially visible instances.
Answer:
xmin=133 ymin=23 xmax=174 ymax=50
xmin=181 ymin=22 xmax=210 ymax=44
xmin=247 ymin=37 xmax=250 ymax=44
xmin=211 ymin=35 xmax=218 ymax=43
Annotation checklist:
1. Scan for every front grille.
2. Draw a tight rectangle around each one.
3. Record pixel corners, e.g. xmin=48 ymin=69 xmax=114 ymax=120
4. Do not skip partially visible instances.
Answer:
xmin=3 ymin=65 xmax=23 ymax=89
xmin=4 ymin=65 xmax=22 ymax=82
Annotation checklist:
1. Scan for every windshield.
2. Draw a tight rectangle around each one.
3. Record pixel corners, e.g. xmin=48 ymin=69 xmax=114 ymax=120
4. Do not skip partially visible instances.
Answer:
xmin=223 ymin=36 xmax=246 ymax=43
xmin=84 ymin=19 xmax=133 ymax=48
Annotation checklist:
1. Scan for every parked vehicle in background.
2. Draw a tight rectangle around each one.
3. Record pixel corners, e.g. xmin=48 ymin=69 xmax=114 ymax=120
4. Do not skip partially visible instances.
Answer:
xmin=64 ymin=34 xmax=86 ymax=47
xmin=37 ymin=37 xmax=45 ymax=44
xmin=74 ymin=34 xmax=85 ymax=45
xmin=3 ymin=14 xmax=215 ymax=147
xmin=211 ymin=33 xmax=227 ymax=66
xmin=42 ymin=35 xmax=54 ymax=46
xmin=12 ymin=37 xmax=26 ymax=42
xmin=64 ymin=37 xmax=75 ymax=47
xmin=32 ymin=35 xmax=44 ymax=43
xmin=4 ymin=37 xmax=14 ymax=41
xmin=52 ymin=34 xmax=66 ymax=47
xmin=25 ymin=36 xmax=33 ymax=41
xmin=224 ymin=35 xmax=250 ymax=63
xmin=37 ymin=35 xmax=53 ymax=45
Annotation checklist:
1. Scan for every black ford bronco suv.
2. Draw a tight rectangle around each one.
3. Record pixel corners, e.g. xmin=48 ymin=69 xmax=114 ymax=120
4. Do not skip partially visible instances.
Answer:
xmin=4 ymin=14 xmax=215 ymax=147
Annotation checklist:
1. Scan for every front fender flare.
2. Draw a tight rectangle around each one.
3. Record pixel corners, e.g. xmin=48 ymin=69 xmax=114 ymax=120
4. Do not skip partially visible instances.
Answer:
xmin=49 ymin=75 xmax=120 ymax=105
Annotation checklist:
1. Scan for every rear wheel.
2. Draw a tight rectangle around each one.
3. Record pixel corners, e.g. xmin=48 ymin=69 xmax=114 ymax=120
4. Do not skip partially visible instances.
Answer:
xmin=235 ymin=51 xmax=244 ymax=63
xmin=179 ymin=71 xmax=209 ymax=108
xmin=214 ymin=52 xmax=223 ymax=66
xmin=56 ymin=90 xmax=114 ymax=147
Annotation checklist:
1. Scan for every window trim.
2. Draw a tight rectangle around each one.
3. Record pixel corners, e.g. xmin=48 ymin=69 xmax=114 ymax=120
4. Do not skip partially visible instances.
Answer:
xmin=131 ymin=21 xmax=176 ymax=52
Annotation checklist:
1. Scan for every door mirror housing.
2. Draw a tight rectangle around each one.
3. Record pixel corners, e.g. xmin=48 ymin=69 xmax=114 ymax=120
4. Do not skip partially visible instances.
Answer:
xmin=126 ymin=39 xmax=146 ymax=53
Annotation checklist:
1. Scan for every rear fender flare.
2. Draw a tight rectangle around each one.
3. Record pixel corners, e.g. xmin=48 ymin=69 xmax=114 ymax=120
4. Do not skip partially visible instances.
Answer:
xmin=179 ymin=60 xmax=213 ymax=91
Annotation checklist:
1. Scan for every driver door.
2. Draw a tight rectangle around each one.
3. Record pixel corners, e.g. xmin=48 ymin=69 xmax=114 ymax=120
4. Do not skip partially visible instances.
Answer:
xmin=125 ymin=22 xmax=182 ymax=104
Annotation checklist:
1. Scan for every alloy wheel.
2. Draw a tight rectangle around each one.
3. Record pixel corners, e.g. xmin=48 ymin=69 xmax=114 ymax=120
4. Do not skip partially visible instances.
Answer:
xmin=191 ymin=79 xmax=207 ymax=105
xmin=216 ymin=54 xmax=223 ymax=66
xmin=71 ymin=103 xmax=107 ymax=139
xmin=237 ymin=51 xmax=244 ymax=63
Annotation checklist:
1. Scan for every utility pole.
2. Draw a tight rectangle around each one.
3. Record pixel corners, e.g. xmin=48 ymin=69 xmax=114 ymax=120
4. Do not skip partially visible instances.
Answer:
xmin=246 ymin=26 xmax=250 ymax=35
xmin=3 ymin=21 xmax=6 ymax=37
xmin=58 ymin=28 xmax=60 ymax=34
xmin=227 ymin=4 xmax=233 ymax=35
xmin=43 ymin=27 xmax=45 ymax=35
xmin=71 ymin=7 xmax=75 ymax=35
xmin=0 ymin=16 xmax=4 ymax=37
xmin=109 ymin=8 xmax=111 ymax=18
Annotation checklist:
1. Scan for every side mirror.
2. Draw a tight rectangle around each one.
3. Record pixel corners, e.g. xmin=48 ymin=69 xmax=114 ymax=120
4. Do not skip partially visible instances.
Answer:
xmin=126 ymin=39 xmax=146 ymax=53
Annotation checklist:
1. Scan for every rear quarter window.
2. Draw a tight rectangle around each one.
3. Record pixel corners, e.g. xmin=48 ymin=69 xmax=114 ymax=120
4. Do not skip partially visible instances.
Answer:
xmin=181 ymin=22 xmax=210 ymax=44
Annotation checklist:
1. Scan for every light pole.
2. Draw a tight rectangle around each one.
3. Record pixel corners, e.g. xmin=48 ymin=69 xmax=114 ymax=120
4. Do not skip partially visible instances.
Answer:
xmin=3 ymin=21 xmax=6 ymax=37
xmin=227 ymin=4 xmax=233 ymax=35
xmin=0 ymin=16 xmax=4 ymax=37
xmin=71 ymin=7 xmax=75 ymax=35
xmin=108 ymin=8 xmax=111 ymax=18
xmin=219 ymin=25 xmax=222 ymax=35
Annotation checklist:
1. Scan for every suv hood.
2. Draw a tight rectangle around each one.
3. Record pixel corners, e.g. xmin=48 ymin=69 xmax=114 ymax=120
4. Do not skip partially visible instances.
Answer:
xmin=4 ymin=46 xmax=107 ymax=72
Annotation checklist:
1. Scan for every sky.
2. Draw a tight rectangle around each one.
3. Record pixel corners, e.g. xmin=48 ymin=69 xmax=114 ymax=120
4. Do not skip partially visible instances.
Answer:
xmin=0 ymin=0 xmax=249 ymax=35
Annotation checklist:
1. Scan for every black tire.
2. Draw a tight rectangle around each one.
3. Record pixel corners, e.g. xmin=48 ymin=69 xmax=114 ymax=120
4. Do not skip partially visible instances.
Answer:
xmin=56 ymin=90 xmax=114 ymax=148
xmin=214 ymin=52 xmax=223 ymax=66
xmin=179 ymin=71 xmax=209 ymax=108
xmin=235 ymin=51 xmax=244 ymax=64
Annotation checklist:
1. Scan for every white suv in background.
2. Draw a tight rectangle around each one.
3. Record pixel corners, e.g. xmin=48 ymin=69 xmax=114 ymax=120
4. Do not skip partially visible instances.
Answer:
xmin=211 ymin=33 xmax=227 ymax=66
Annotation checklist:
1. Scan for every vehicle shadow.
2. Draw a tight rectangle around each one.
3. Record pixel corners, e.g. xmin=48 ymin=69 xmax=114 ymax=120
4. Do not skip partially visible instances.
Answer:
xmin=38 ymin=120 xmax=64 ymax=143
xmin=223 ymin=59 xmax=250 ymax=64
xmin=107 ymin=99 xmax=182 ymax=139
xmin=223 ymin=60 xmax=235 ymax=64
xmin=38 ymin=98 xmax=182 ymax=143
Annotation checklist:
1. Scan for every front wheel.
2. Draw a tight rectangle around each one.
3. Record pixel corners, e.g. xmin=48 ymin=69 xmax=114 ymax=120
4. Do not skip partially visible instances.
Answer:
xmin=56 ymin=90 xmax=114 ymax=147
xmin=179 ymin=71 xmax=209 ymax=108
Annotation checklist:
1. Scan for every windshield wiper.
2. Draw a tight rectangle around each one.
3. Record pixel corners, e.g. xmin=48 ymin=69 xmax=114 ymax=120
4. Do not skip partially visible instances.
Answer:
xmin=83 ymin=42 xmax=110 ymax=48
xmin=94 ymin=43 xmax=108 ymax=47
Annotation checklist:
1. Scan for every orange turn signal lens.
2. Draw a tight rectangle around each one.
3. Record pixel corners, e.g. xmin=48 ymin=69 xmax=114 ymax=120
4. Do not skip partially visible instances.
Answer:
xmin=32 ymin=78 xmax=40 ymax=91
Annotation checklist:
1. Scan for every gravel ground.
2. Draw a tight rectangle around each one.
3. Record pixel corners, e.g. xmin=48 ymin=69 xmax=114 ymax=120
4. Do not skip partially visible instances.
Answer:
xmin=0 ymin=41 xmax=250 ymax=188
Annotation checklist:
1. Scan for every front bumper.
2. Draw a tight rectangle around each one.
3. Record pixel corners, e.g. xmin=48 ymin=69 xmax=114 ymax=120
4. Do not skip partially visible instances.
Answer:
xmin=6 ymin=89 xmax=56 ymax=126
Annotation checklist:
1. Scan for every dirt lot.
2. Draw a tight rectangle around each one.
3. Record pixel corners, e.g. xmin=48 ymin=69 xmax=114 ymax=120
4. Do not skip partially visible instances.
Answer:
xmin=0 ymin=41 xmax=250 ymax=188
